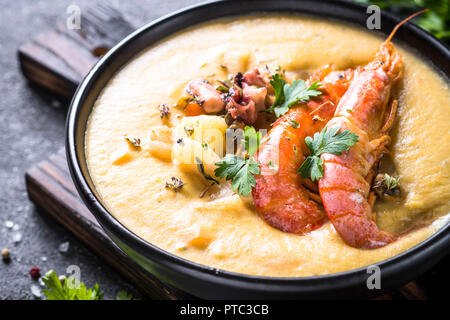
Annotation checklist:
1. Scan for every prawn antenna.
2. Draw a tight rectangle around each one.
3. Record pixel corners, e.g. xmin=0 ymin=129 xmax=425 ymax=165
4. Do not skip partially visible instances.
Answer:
xmin=385 ymin=9 xmax=428 ymax=44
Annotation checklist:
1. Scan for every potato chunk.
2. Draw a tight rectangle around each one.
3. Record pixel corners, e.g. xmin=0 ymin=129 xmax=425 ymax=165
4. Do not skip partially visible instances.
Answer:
xmin=146 ymin=141 xmax=172 ymax=162
xmin=149 ymin=125 xmax=173 ymax=143
xmin=111 ymin=148 xmax=132 ymax=165
xmin=172 ymin=138 xmax=220 ymax=179
xmin=173 ymin=115 xmax=227 ymax=157
xmin=144 ymin=125 xmax=174 ymax=162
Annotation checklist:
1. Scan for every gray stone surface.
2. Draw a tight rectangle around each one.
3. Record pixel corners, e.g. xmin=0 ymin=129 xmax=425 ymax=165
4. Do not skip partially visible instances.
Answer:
xmin=0 ymin=0 xmax=199 ymax=300
xmin=1 ymin=0 xmax=448 ymax=301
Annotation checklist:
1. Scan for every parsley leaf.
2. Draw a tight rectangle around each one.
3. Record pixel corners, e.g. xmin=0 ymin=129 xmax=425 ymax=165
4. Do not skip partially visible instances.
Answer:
xmin=214 ymin=154 xmax=247 ymax=181
xmin=41 ymin=270 xmax=103 ymax=300
xmin=265 ymin=76 xmax=322 ymax=117
xmin=231 ymin=158 xmax=260 ymax=196
xmin=116 ymin=290 xmax=133 ymax=300
xmin=41 ymin=270 xmax=66 ymax=300
xmin=305 ymin=126 xmax=360 ymax=156
xmin=215 ymin=155 xmax=260 ymax=196
xmin=298 ymin=126 xmax=359 ymax=181
xmin=243 ymin=125 xmax=262 ymax=157
xmin=116 ymin=290 xmax=140 ymax=300
xmin=355 ymin=0 xmax=450 ymax=42
xmin=299 ymin=156 xmax=324 ymax=182
xmin=269 ymin=73 xmax=286 ymax=109
xmin=283 ymin=80 xmax=322 ymax=109
xmin=214 ymin=126 xmax=262 ymax=196
xmin=73 ymin=282 xmax=103 ymax=300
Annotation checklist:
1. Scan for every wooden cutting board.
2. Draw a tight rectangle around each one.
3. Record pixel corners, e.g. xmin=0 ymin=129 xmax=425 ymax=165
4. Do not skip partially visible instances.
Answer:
xmin=25 ymin=149 xmax=191 ymax=300
xmin=18 ymin=2 xmax=135 ymax=100
xmin=21 ymin=2 xmax=446 ymax=300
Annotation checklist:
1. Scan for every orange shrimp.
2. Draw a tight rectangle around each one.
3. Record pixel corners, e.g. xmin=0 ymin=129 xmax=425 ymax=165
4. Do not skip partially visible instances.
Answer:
xmin=252 ymin=66 xmax=354 ymax=234
xmin=318 ymin=11 xmax=426 ymax=249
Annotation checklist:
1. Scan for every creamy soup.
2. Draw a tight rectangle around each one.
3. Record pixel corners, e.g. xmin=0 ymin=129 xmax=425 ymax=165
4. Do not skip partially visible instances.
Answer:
xmin=85 ymin=15 xmax=450 ymax=277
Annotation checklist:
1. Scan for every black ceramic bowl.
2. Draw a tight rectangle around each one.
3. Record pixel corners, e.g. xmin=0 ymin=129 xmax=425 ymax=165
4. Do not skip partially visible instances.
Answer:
xmin=66 ymin=0 xmax=450 ymax=299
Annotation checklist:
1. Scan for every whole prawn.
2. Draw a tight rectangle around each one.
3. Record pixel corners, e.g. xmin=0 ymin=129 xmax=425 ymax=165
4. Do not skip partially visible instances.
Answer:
xmin=252 ymin=66 xmax=354 ymax=234
xmin=318 ymin=11 xmax=425 ymax=248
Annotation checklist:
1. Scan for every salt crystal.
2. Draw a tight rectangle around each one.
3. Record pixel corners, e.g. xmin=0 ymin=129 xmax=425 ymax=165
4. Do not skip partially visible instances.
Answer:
xmin=30 ymin=285 xmax=42 ymax=298
xmin=58 ymin=241 xmax=70 ymax=253
xmin=41 ymin=256 xmax=47 ymax=262
xmin=12 ymin=224 xmax=19 ymax=231
xmin=5 ymin=221 xmax=13 ymax=229
xmin=13 ymin=233 xmax=22 ymax=244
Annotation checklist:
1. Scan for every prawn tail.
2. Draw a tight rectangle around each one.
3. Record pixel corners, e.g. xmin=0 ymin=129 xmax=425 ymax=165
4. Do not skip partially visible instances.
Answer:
xmin=319 ymin=168 xmax=397 ymax=249
xmin=329 ymin=210 xmax=396 ymax=249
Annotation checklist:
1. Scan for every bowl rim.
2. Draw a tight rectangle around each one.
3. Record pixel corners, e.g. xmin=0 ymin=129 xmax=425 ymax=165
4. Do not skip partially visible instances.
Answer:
xmin=66 ymin=0 xmax=450 ymax=286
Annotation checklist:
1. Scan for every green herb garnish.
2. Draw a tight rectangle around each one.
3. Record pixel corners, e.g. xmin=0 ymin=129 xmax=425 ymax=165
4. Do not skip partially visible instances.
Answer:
xmin=242 ymin=126 xmax=262 ymax=158
xmin=196 ymin=157 xmax=220 ymax=185
xmin=267 ymin=74 xmax=286 ymax=114
xmin=264 ymin=74 xmax=322 ymax=117
xmin=41 ymin=270 xmax=103 ymax=300
xmin=216 ymin=85 xmax=229 ymax=93
xmin=158 ymin=104 xmax=170 ymax=118
xmin=125 ymin=136 xmax=141 ymax=149
xmin=165 ymin=177 xmax=185 ymax=191
xmin=383 ymin=173 xmax=400 ymax=190
xmin=116 ymin=290 xmax=140 ymax=300
xmin=267 ymin=160 xmax=279 ymax=172
xmin=298 ymin=126 xmax=359 ymax=181
xmin=288 ymin=119 xmax=300 ymax=129
xmin=214 ymin=126 xmax=262 ymax=196
xmin=355 ymin=0 xmax=450 ymax=42
xmin=215 ymin=155 xmax=260 ymax=197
